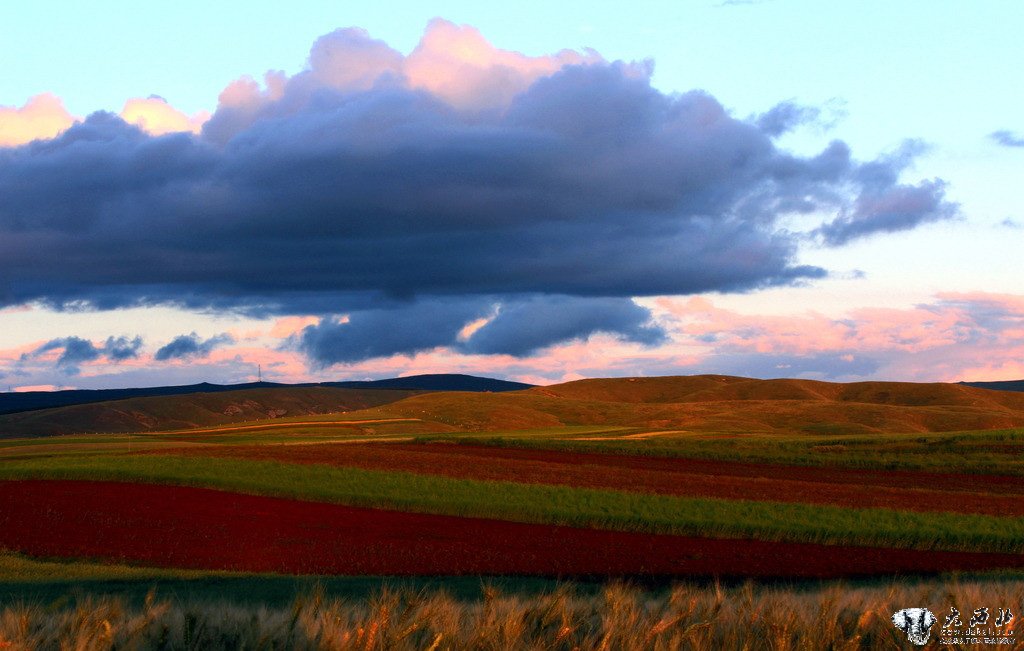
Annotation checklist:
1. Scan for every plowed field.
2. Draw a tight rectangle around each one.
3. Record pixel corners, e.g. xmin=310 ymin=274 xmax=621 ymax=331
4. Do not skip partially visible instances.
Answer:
xmin=2 ymin=480 xmax=1023 ymax=578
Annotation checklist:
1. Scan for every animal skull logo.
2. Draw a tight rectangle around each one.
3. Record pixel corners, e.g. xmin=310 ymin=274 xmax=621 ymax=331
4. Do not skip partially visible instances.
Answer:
xmin=892 ymin=608 xmax=937 ymax=645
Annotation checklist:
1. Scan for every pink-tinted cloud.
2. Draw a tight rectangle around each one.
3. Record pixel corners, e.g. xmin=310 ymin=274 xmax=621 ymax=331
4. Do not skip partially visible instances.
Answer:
xmin=655 ymin=296 xmax=978 ymax=355
xmin=13 ymin=384 xmax=67 ymax=392
xmin=204 ymin=18 xmax=606 ymax=143
xmin=654 ymin=292 xmax=1024 ymax=382
xmin=269 ymin=316 xmax=320 ymax=339
xmin=303 ymin=27 xmax=403 ymax=92
xmin=120 ymin=97 xmax=208 ymax=135
xmin=456 ymin=315 xmax=493 ymax=342
xmin=0 ymin=94 xmax=76 ymax=146
xmin=935 ymin=291 xmax=1024 ymax=314
xmin=1 ymin=93 xmax=209 ymax=147
xmin=0 ymin=340 xmax=50 ymax=365
xmin=403 ymin=19 xmax=603 ymax=110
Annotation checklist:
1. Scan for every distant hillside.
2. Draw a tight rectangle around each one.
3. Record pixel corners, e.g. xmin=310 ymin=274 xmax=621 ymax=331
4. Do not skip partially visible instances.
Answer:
xmin=961 ymin=380 xmax=1024 ymax=393
xmin=532 ymin=376 xmax=1024 ymax=408
xmin=0 ymin=387 xmax=421 ymax=439
xmin=323 ymin=374 xmax=533 ymax=393
xmin=0 ymin=374 xmax=531 ymax=416
xmin=364 ymin=375 xmax=1024 ymax=435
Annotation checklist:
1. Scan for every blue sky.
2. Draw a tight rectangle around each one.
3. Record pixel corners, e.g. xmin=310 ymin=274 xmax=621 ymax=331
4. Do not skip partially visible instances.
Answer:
xmin=1 ymin=0 xmax=1021 ymax=389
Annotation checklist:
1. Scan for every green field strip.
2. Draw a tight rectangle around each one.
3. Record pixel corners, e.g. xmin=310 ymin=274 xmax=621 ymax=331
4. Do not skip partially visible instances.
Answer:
xmin=411 ymin=425 xmax=636 ymax=441
xmin=151 ymin=431 xmax=422 ymax=445
xmin=427 ymin=429 xmax=1024 ymax=476
xmin=0 ymin=551 xmax=580 ymax=603
xmin=3 ymin=455 xmax=1024 ymax=554
xmin=0 ymin=550 xmax=243 ymax=583
xmin=0 ymin=434 xmax=152 ymax=448
xmin=154 ymin=417 xmax=424 ymax=436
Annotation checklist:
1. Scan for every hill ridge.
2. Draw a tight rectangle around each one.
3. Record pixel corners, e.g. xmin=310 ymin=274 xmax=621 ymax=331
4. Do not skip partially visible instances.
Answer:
xmin=0 ymin=373 xmax=532 ymax=416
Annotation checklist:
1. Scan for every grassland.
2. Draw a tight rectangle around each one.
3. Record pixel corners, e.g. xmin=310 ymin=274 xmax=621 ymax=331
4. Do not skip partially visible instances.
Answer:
xmin=6 ymin=418 xmax=1024 ymax=475
xmin=3 ymin=375 xmax=1024 ymax=647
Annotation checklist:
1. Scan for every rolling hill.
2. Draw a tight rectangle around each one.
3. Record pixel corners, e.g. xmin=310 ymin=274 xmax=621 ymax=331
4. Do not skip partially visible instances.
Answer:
xmin=366 ymin=375 xmax=1024 ymax=435
xmin=6 ymin=374 xmax=1024 ymax=440
xmin=0 ymin=387 xmax=422 ymax=438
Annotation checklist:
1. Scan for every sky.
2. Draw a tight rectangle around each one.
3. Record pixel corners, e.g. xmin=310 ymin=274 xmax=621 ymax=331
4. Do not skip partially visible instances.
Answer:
xmin=0 ymin=0 xmax=1021 ymax=390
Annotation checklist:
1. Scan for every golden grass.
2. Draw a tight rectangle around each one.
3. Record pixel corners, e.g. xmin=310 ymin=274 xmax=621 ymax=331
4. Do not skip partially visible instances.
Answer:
xmin=7 ymin=375 xmax=1024 ymax=444
xmin=1 ymin=578 xmax=1022 ymax=650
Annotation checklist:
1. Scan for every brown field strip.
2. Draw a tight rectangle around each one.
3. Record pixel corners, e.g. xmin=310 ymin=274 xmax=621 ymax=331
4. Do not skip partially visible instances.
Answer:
xmin=159 ymin=417 xmax=423 ymax=435
xmin=573 ymin=430 xmax=690 ymax=440
xmin=156 ymin=442 xmax=1024 ymax=517
xmin=2 ymin=480 xmax=1023 ymax=578
xmin=0 ymin=440 xmax=209 ymax=458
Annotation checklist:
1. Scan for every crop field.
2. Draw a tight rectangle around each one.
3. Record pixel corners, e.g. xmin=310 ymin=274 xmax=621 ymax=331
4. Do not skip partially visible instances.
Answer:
xmin=2 ymin=376 xmax=1024 ymax=648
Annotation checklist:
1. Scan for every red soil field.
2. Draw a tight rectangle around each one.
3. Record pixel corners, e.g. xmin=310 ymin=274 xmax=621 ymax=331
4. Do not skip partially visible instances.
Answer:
xmin=2 ymin=480 xmax=1023 ymax=578
xmin=159 ymin=442 xmax=1024 ymax=517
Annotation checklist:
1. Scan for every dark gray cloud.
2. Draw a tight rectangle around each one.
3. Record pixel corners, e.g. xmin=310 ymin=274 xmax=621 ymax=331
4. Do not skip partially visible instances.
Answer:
xmin=0 ymin=28 xmax=956 ymax=357
xmin=815 ymin=179 xmax=955 ymax=246
xmin=0 ymin=57 xmax=950 ymax=309
xmin=990 ymin=130 xmax=1024 ymax=147
xmin=103 ymin=336 xmax=144 ymax=361
xmin=24 ymin=335 xmax=143 ymax=374
xmin=37 ymin=337 xmax=100 ymax=368
xmin=812 ymin=141 xmax=956 ymax=245
xmin=154 ymin=332 xmax=233 ymax=361
xmin=462 ymin=296 xmax=664 ymax=356
xmin=755 ymin=101 xmax=821 ymax=137
xmin=298 ymin=300 xmax=487 ymax=365
xmin=298 ymin=295 xmax=665 ymax=364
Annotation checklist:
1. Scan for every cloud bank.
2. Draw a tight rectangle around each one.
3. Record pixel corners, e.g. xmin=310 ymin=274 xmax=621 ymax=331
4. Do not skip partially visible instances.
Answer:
xmin=22 ymin=335 xmax=142 ymax=375
xmin=4 ymin=290 xmax=1020 ymax=387
xmin=656 ymin=291 xmax=1024 ymax=382
xmin=154 ymin=332 xmax=234 ymax=361
xmin=0 ymin=20 xmax=957 ymax=364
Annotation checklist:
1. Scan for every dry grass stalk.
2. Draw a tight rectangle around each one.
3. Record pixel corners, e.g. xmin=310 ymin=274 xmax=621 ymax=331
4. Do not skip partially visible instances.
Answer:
xmin=0 ymin=578 xmax=1021 ymax=649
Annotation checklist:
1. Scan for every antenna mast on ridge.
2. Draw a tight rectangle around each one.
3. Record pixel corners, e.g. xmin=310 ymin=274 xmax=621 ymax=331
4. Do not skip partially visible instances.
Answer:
xmin=258 ymin=364 xmax=262 ymax=383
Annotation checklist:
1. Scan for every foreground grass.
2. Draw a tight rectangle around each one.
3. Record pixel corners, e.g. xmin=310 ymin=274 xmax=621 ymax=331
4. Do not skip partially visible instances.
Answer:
xmin=2 ymin=577 xmax=1022 ymax=650
xmin=3 ymin=455 xmax=1024 ymax=553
